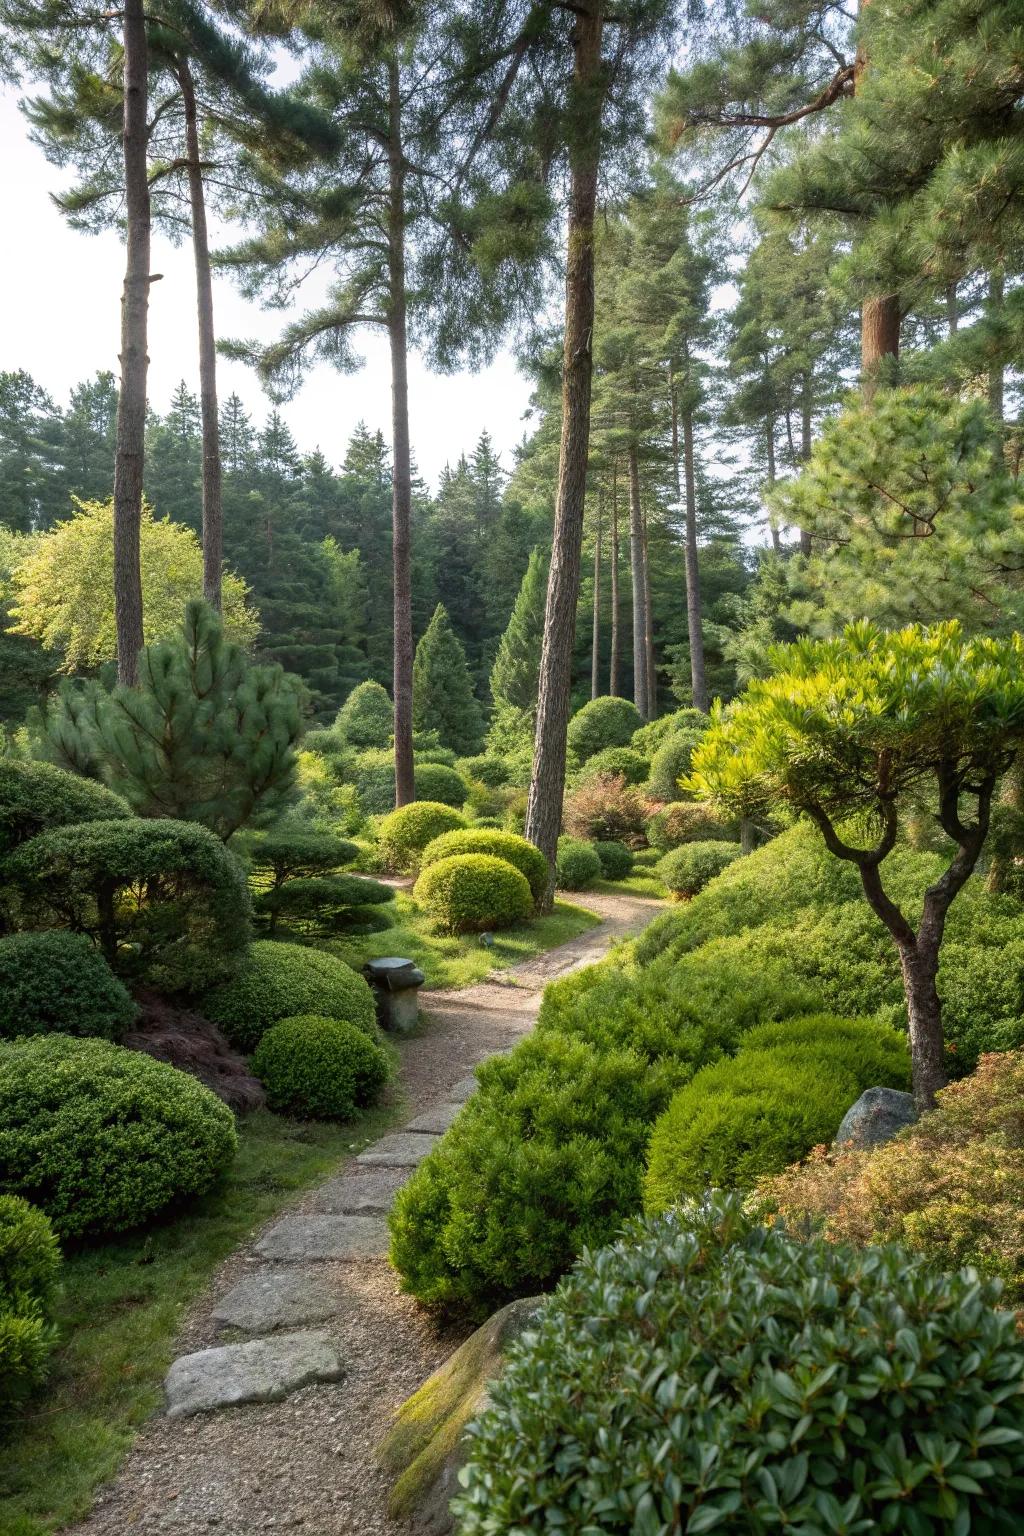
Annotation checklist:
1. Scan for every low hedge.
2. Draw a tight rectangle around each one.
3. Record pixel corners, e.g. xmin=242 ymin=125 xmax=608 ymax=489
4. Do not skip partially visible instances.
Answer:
xmin=658 ymin=839 xmax=742 ymax=898
xmin=413 ymin=853 xmax=532 ymax=935
xmin=419 ymin=828 xmax=548 ymax=904
xmin=252 ymin=1014 xmax=391 ymax=1120
xmin=646 ymin=800 xmax=739 ymax=851
xmin=0 ymin=1035 xmax=237 ymax=1239
xmin=377 ymin=801 xmax=467 ymax=873
xmin=0 ymin=1194 xmax=61 ymax=1411
xmin=555 ymin=836 xmax=601 ymax=891
xmin=0 ymin=931 xmax=137 ymax=1041
xmin=0 ymin=758 xmax=130 ymax=859
xmin=594 ymin=840 xmax=632 ymax=879
xmin=203 ymin=939 xmax=376 ymax=1052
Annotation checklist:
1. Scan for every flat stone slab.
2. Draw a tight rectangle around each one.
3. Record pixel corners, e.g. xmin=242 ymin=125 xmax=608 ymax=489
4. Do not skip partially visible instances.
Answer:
xmin=448 ymin=1076 xmax=479 ymax=1102
xmin=357 ymin=1132 xmax=440 ymax=1168
xmin=314 ymin=1167 xmax=411 ymax=1213
xmin=212 ymin=1268 xmax=342 ymax=1333
xmin=165 ymin=1330 xmax=343 ymax=1418
xmin=256 ymin=1213 xmax=389 ymax=1262
xmin=405 ymin=1101 xmax=462 ymax=1135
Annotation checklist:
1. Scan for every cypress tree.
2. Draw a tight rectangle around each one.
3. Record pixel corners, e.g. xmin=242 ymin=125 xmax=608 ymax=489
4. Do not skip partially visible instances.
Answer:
xmin=412 ymin=605 xmax=484 ymax=758
xmin=490 ymin=548 xmax=549 ymax=719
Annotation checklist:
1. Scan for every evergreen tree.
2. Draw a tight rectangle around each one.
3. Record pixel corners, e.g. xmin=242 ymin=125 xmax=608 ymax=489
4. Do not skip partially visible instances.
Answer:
xmin=412 ymin=604 xmax=484 ymax=757
xmin=145 ymin=381 xmax=202 ymax=530
xmin=489 ymin=545 xmax=549 ymax=737
xmin=59 ymin=372 xmax=118 ymax=506
xmin=0 ymin=371 xmax=61 ymax=533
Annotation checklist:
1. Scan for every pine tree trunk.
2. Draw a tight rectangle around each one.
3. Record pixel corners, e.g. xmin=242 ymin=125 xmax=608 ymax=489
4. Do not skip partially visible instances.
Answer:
xmin=609 ymin=461 xmax=620 ymax=696
xmin=628 ymin=441 xmax=649 ymax=720
xmin=591 ymin=486 xmax=602 ymax=700
xmin=178 ymin=58 xmax=223 ymax=612
xmin=861 ymin=295 xmax=900 ymax=395
xmin=642 ymin=505 xmax=656 ymax=718
xmin=798 ymin=376 xmax=813 ymax=556
xmin=669 ymin=365 xmax=681 ymax=499
xmin=524 ymin=3 xmax=604 ymax=909
xmin=112 ymin=0 xmax=150 ymax=687
xmin=681 ymin=403 xmax=707 ymax=712
xmin=766 ymin=420 xmax=781 ymax=552
xmin=988 ymin=269 xmax=1005 ymax=424
xmin=387 ymin=56 xmax=415 ymax=808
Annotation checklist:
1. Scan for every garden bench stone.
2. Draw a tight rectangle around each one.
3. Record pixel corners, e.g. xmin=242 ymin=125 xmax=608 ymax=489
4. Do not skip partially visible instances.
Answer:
xmin=356 ymin=1132 xmax=440 ymax=1167
xmin=212 ymin=1269 xmax=343 ymax=1332
xmin=255 ymin=1213 xmax=389 ymax=1262
xmin=165 ymin=1331 xmax=344 ymax=1417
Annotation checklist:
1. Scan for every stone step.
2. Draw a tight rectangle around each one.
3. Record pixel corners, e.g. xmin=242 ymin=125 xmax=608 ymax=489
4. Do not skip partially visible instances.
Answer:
xmin=312 ymin=1166 xmax=411 ymax=1214
xmin=165 ymin=1330 xmax=344 ymax=1418
xmin=356 ymin=1131 xmax=440 ymax=1168
xmin=405 ymin=1101 xmax=462 ymax=1135
xmin=256 ymin=1213 xmax=389 ymax=1262
xmin=448 ymin=1075 xmax=480 ymax=1102
xmin=212 ymin=1268 xmax=344 ymax=1333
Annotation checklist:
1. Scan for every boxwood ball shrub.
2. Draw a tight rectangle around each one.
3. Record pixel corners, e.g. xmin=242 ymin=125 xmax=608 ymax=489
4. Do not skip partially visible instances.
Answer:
xmin=658 ymin=839 xmax=742 ymax=898
xmin=576 ymin=746 xmax=649 ymax=786
xmin=0 ymin=1193 xmax=61 ymax=1410
xmin=646 ymin=726 xmax=706 ymax=802
xmin=413 ymin=853 xmax=532 ymax=935
xmin=203 ymin=939 xmax=376 ymax=1052
xmin=594 ymin=840 xmax=633 ymax=879
xmin=566 ymin=696 xmax=643 ymax=763
xmin=0 ymin=1035 xmax=237 ymax=1240
xmin=377 ymin=801 xmax=466 ymax=873
xmin=0 ymin=758 xmax=131 ymax=858
xmin=0 ymin=931 xmax=137 ymax=1041
xmin=647 ymin=800 xmax=739 ymax=852
xmin=631 ymin=707 xmax=708 ymax=756
xmin=419 ymin=828 xmax=548 ymax=905
xmin=252 ymin=1014 xmax=391 ymax=1120
xmin=412 ymin=762 xmax=467 ymax=808
xmin=454 ymin=1193 xmax=1024 ymax=1535
xmin=555 ymin=836 xmax=601 ymax=891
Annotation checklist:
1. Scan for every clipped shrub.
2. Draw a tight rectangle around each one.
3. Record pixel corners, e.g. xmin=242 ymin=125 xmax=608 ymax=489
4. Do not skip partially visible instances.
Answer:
xmin=0 ymin=931 xmax=137 ymax=1041
xmin=413 ymin=762 xmax=467 ymax=809
xmin=0 ymin=1194 xmax=61 ymax=1410
xmin=419 ymin=828 xmax=549 ymax=904
xmin=631 ymin=707 xmax=708 ymax=755
xmin=555 ymin=836 xmax=601 ymax=891
xmin=352 ymin=747 xmax=398 ymax=815
xmin=4 ymin=818 xmax=251 ymax=993
xmin=646 ymin=727 xmax=705 ymax=802
xmin=203 ymin=939 xmax=376 ymax=1052
xmin=593 ymin=840 xmax=632 ymax=879
xmin=563 ymin=774 xmax=647 ymax=842
xmin=646 ymin=800 xmax=739 ymax=851
xmin=378 ymin=801 xmax=467 ymax=873
xmin=576 ymin=746 xmax=649 ymax=786
xmin=252 ymin=873 xmax=393 ymax=933
xmin=658 ymin=839 xmax=742 ymax=898
xmin=252 ymin=1014 xmax=391 ymax=1120
xmin=566 ymin=696 xmax=642 ymax=763
xmin=249 ymin=825 xmax=359 ymax=881
xmin=454 ymin=1194 xmax=1024 ymax=1535
xmin=0 ymin=758 xmax=131 ymax=859
xmin=413 ymin=853 xmax=532 ymax=935
xmin=335 ymin=680 xmax=393 ymax=749
xmin=458 ymin=755 xmax=509 ymax=789
xmin=0 ymin=1035 xmax=237 ymax=1239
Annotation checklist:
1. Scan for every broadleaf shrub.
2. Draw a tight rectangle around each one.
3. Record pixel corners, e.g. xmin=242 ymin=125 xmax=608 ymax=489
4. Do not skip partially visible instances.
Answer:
xmin=203 ymin=939 xmax=376 ymax=1052
xmin=419 ymin=828 xmax=548 ymax=904
xmin=0 ymin=758 xmax=130 ymax=859
xmin=413 ymin=853 xmax=532 ymax=934
xmin=646 ymin=800 xmax=739 ymax=852
xmin=0 ymin=1194 xmax=61 ymax=1411
xmin=658 ymin=839 xmax=742 ymax=898
xmin=594 ymin=840 xmax=632 ymax=879
xmin=377 ymin=801 xmax=467 ymax=873
xmin=566 ymin=696 xmax=642 ymax=762
xmin=576 ymin=746 xmax=649 ymax=786
xmin=0 ymin=931 xmax=137 ymax=1041
xmin=555 ymin=836 xmax=601 ymax=891
xmin=457 ymin=755 xmax=510 ymax=788
xmin=252 ymin=1014 xmax=391 ymax=1120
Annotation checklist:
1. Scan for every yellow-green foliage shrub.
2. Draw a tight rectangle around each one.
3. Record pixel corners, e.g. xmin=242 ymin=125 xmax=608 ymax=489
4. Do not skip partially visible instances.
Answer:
xmin=378 ymin=801 xmax=467 ymax=873
xmin=646 ymin=801 xmax=739 ymax=852
xmin=413 ymin=853 xmax=532 ymax=935
xmin=419 ymin=828 xmax=548 ymax=904
xmin=658 ymin=840 xmax=742 ymax=898
xmin=0 ymin=1194 xmax=61 ymax=1409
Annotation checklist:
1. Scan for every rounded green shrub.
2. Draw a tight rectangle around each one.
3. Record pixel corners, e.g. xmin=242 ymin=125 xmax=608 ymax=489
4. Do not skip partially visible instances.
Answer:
xmin=658 ymin=839 xmax=742 ymax=898
xmin=577 ymin=746 xmax=649 ymax=786
xmin=353 ymin=748 xmax=398 ymax=815
xmin=0 ymin=1035 xmax=237 ymax=1239
xmin=413 ymin=762 xmax=467 ymax=808
xmin=0 ymin=758 xmax=131 ymax=858
xmin=335 ymin=680 xmax=393 ymax=749
xmin=646 ymin=727 xmax=705 ymax=801
xmin=0 ymin=931 xmax=137 ymax=1041
xmin=647 ymin=800 xmax=739 ymax=852
xmin=250 ymin=826 xmax=360 ymax=877
xmin=378 ymin=800 xmax=467 ymax=873
xmin=413 ymin=853 xmax=532 ymax=935
xmin=454 ymin=1194 xmax=1024 ymax=1535
xmin=253 ymin=873 xmax=393 ymax=929
xmin=203 ymin=939 xmax=376 ymax=1052
xmin=631 ymin=708 xmax=708 ymax=756
xmin=457 ymin=755 xmax=509 ymax=788
xmin=252 ymin=1014 xmax=391 ymax=1120
xmin=555 ymin=836 xmax=601 ymax=891
xmin=593 ymin=840 xmax=633 ymax=879
xmin=566 ymin=696 xmax=642 ymax=763
xmin=419 ymin=828 xmax=549 ymax=904
xmin=0 ymin=1194 xmax=61 ymax=1410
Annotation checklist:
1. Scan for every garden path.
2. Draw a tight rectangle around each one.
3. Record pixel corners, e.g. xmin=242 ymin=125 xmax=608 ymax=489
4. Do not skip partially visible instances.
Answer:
xmin=72 ymin=889 xmax=662 ymax=1536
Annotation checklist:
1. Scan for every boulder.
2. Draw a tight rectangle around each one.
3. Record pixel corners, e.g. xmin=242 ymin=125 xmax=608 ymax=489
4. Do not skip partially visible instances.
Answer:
xmin=377 ymin=1295 xmax=544 ymax=1535
xmin=835 ymin=1086 xmax=917 ymax=1150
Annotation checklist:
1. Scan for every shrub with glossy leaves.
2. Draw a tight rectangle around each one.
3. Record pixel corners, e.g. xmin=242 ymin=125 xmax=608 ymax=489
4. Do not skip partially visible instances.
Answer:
xmin=0 ymin=757 xmax=130 ymax=858
xmin=0 ymin=1194 xmax=61 ymax=1410
xmin=0 ymin=1035 xmax=237 ymax=1239
xmin=647 ymin=800 xmax=739 ymax=852
xmin=413 ymin=853 xmax=532 ymax=935
xmin=335 ymin=680 xmax=393 ymax=749
xmin=658 ymin=839 xmax=742 ymax=898
xmin=594 ymin=840 xmax=632 ymax=879
xmin=252 ymin=1014 xmax=391 ymax=1120
xmin=646 ymin=727 xmax=706 ymax=802
xmin=203 ymin=939 xmax=376 ymax=1052
xmin=378 ymin=801 xmax=467 ymax=873
xmin=555 ymin=836 xmax=601 ymax=891
xmin=577 ymin=746 xmax=649 ymax=786
xmin=566 ymin=696 xmax=642 ymax=763
xmin=419 ymin=828 xmax=548 ymax=904
xmin=0 ymin=931 xmax=136 ymax=1040
xmin=454 ymin=1194 xmax=1024 ymax=1535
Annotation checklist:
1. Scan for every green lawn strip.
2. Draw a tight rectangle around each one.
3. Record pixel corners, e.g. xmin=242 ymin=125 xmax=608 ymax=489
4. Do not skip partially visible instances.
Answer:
xmin=0 ymin=1104 xmax=400 ymax=1536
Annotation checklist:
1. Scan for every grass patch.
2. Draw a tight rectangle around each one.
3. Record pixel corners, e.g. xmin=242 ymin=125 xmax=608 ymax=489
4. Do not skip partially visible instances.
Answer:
xmin=331 ymin=894 xmax=601 ymax=991
xmin=0 ymin=1102 xmax=401 ymax=1536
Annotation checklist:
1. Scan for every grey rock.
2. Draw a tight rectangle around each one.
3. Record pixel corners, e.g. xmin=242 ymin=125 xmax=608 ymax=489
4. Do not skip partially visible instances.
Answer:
xmin=165 ymin=1331 xmax=343 ymax=1418
xmin=835 ymin=1086 xmax=917 ymax=1150
xmin=212 ymin=1269 xmax=342 ymax=1333
xmin=255 ymin=1213 xmax=389 ymax=1262
xmin=356 ymin=1132 xmax=439 ymax=1168
xmin=313 ymin=1167 xmax=411 ymax=1213
xmin=447 ymin=1076 xmax=479 ymax=1102
xmin=405 ymin=1101 xmax=462 ymax=1135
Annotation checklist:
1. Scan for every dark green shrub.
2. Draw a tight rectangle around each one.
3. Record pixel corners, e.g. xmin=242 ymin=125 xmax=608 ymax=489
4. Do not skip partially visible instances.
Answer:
xmin=252 ymin=874 xmax=393 ymax=933
xmin=4 ymin=819 xmax=251 ymax=993
xmin=419 ymin=828 xmax=548 ymax=904
xmin=378 ymin=801 xmax=467 ymax=873
xmin=0 ymin=931 xmax=136 ymax=1041
xmin=658 ymin=839 xmax=742 ymax=897
xmin=252 ymin=1014 xmax=391 ymax=1120
xmin=250 ymin=825 xmax=359 ymax=880
xmin=577 ymin=746 xmax=649 ymax=786
xmin=335 ymin=680 xmax=392 ymax=749
xmin=566 ymin=696 xmax=642 ymax=763
xmin=413 ymin=853 xmax=532 ymax=934
xmin=0 ymin=758 xmax=130 ymax=858
xmin=594 ymin=840 xmax=633 ymax=879
xmin=454 ymin=1193 xmax=1024 ymax=1536
xmin=646 ymin=727 xmax=705 ymax=801
xmin=647 ymin=800 xmax=739 ymax=851
xmin=203 ymin=939 xmax=376 ymax=1052
xmin=413 ymin=762 xmax=467 ymax=808
xmin=0 ymin=1035 xmax=237 ymax=1239
xmin=555 ymin=836 xmax=601 ymax=890
xmin=458 ymin=755 xmax=509 ymax=788
xmin=0 ymin=1194 xmax=61 ymax=1411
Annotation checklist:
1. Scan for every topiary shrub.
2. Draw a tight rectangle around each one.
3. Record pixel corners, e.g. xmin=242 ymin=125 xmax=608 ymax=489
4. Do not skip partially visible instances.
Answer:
xmin=658 ymin=839 xmax=742 ymax=898
xmin=0 ymin=1194 xmax=61 ymax=1411
xmin=413 ymin=762 xmax=467 ymax=809
xmin=646 ymin=727 xmax=705 ymax=802
xmin=252 ymin=1014 xmax=391 ymax=1120
xmin=454 ymin=1193 xmax=1024 ymax=1535
xmin=3 ymin=819 xmax=251 ymax=994
xmin=631 ymin=708 xmax=708 ymax=755
xmin=252 ymin=873 xmax=393 ymax=934
xmin=419 ymin=829 xmax=549 ymax=905
xmin=563 ymin=775 xmax=647 ymax=843
xmin=203 ymin=939 xmax=376 ymax=1052
xmin=593 ymin=840 xmax=633 ymax=879
xmin=335 ymin=680 xmax=393 ymax=749
xmin=647 ymin=800 xmax=739 ymax=852
xmin=0 ymin=931 xmax=137 ymax=1041
xmin=555 ymin=836 xmax=601 ymax=891
xmin=413 ymin=853 xmax=532 ymax=935
xmin=576 ymin=746 xmax=649 ymax=786
xmin=566 ymin=696 xmax=643 ymax=763
xmin=0 ymin=758 xmax=131 ymax=859
xmin=458 ymin=755 xmax=510 ymax=789
xmin=378 ymin=801 xmax=467 ymax=873
xmin=0 ymin=1035 xmax=237 ymax=1240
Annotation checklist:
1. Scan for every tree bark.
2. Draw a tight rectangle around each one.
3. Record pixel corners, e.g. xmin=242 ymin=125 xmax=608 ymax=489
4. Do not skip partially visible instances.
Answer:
xmin=178 ymin=58 xmax=223 ymax=612
xmin=642 ymin=505 xmax=656 ymax=718
xmin=681 ymin=401 xmax=707 ymax=712
xmin=669 ymin=364 xmax=681 ymax=500
xmin=591 ymin=485 xmax=602 ymax=700
xmin=387 ymin=56 xmax=415 ymax=808
xmin=798 ymin=374 xmax=813 ymax=556
xmin=897 ymin=934 xmax=948 ymax=1109
xmin=525 ymin=3 xmax=604 ymax=908
xmin=766 ymin=419 xmax=781 ymax=552
xmin=609 ymin=460 xmax=620 ymax=696
xmin=112 ymin=0 xmax=150 ymax=687
xmin=861 ymin=294 xmax=900 ymax=395
xmin=988 ymin=269 xmax=1005 ymax=424
xmin=627 ymin=440 xmax=649 ymax=719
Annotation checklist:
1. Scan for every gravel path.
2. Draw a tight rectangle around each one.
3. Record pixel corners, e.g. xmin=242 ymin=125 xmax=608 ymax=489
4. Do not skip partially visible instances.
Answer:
xmin=70 ymin=890 xmax=661 ymax=1536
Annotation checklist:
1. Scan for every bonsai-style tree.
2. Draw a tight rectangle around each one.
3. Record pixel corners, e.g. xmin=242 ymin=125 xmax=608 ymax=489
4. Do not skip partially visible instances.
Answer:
xmin=689 ymin=621 xmax=1024 ymax=1106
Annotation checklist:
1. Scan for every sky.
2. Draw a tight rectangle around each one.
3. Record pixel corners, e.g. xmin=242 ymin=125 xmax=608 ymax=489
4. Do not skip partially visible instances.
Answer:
xmin=1 ymin=87 xmax=536 ymax=491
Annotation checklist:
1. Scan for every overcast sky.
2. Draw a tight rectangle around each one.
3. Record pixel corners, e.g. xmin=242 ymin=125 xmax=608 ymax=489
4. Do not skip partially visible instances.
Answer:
xmin=1 ymin=86 xmax=536 ymax=490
